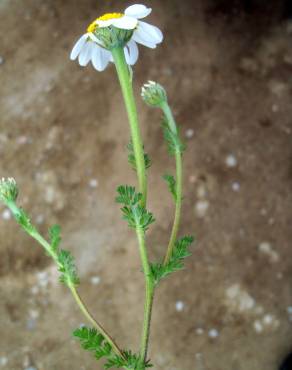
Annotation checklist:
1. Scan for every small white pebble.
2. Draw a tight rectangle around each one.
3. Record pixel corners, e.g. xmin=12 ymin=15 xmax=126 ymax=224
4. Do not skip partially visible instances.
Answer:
xmin=208 ymin=329 xmax=219 ymax=338
xmin=254 ymin=320 xmax=263 ymax=333
xmin=225 ymin=154 xmax=237 ymax=168
xmin=195 ymin=328 xmax=204 ymax=335
xmin=231 ymin=182 xmax=240 ymax=192
xmin=272 ymin=104 xmax=279 ymax=112
xmin=175 ymin=301 xmax=185 ymax=312
xmin=89 ymin=179 xmax=98 ymax=188
xmin=185 ymin=129 xmax=194 ymax=139
xmin=0 ymin=357 xmax=8 ymax=366
xmin=2 ymin=209 xmax=11 ymax=220
xmin=0 ymin=56 xmax=4 ymax=65
xmin=263 ymin=314 xmax=273 ymax=325
xmin=90 ymin=276 xmax=101 ymax=285
xmin=195 ymin=200 xmax=209 ymax=218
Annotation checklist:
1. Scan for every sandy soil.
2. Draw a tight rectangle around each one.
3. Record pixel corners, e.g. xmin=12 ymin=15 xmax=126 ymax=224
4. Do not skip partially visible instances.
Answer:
xmin=1 ymin=1 xmax=292 ymax=369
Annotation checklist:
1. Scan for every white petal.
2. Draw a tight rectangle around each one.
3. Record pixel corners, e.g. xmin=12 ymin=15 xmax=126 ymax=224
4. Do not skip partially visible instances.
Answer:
xmin=91 ymin=45 xmax=103 ymax=71
xmin=124 ymin=40 xmax=139 ymax=65
xmin=125 ymin=4 xmax=152 ymax=19
xmin=92 ymin=48 xmax=111 ymax=71
xmin=95 ymin=19 xmax=114 ymax=28
xmin=138 ymin=21 xmax=163 ymax=43
xmin=112 ymin=16 xmax=138 ymax=30
xmin=132 ymin=31 xmax=157 ymax=49
xmin=78 ymin=42 xmax=93 ymax=66
xmin=70 ymin=34 xmax=87 ymax=60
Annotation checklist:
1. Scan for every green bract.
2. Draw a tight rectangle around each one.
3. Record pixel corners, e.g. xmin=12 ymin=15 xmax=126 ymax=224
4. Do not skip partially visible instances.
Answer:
xmin=94 ymin=26 xmax=134 ymax=50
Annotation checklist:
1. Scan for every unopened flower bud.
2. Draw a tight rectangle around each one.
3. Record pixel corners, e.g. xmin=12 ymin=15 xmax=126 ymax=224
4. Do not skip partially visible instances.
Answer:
xmin=0 ymin=177 xmax=18 ymax=203
xmin=141 ymin=81 xmax=167 ymax=107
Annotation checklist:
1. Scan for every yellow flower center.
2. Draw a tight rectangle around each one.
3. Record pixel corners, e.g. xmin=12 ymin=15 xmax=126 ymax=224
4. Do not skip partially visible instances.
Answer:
xmin=87 ymin=12 xmax=124 ymax=33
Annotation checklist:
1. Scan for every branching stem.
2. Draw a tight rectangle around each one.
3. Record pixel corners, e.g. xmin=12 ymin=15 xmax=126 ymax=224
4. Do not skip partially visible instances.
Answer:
xmin=5 ymin=200 xmax=125 ymax=360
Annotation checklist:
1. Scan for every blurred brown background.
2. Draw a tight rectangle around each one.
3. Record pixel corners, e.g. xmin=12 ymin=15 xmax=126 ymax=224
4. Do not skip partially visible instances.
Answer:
xmin=1 ymin=0 xmax=292 ymax=369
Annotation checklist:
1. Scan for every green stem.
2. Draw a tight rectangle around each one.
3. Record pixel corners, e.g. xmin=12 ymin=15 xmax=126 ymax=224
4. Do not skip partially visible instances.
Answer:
xmin=111 ymin=47 xmax=147 ymax=207
xmin=69 ymin=284 xmax=124 ymax=359
xmin=164 ymin=151 xmax=182 ymax=265
xmin=160 ymin=102 xmax=183 ymax=265
xmin=136 ymin=227 xmax=154 ymax=362
xmin=112 ymin=46 xmax=154 ymax=362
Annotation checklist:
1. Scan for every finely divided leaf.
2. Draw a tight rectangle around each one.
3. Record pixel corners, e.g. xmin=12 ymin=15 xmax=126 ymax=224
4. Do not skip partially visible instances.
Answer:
xmin=163 ymin=174 xmax=177 ymax=201
xmin=74 ymin=327 xmax=153 ymax=369
xmin=58 ymin=249 xmax=79 ymax=286
xmin=73 ymin=327 xmax=104 ymax=351
xmin=49 ymin=224 xmax=61 ymax=253
xmin=127 ymin=140 xmax=151 ymax=171
xmin=14 ymin=208 xmax=36 ymax=233
xmin=116 ymin=185 xmax=142 ymax=206
xmin=117 ymin=186 xmax=155 ymax=232
xmin=151 ymin=236 xmax=194 ymax=284
xmin=104 ymin=350 xmax=153 ymax=369
xmin=162 ymin=120 xmax=185 ymax=155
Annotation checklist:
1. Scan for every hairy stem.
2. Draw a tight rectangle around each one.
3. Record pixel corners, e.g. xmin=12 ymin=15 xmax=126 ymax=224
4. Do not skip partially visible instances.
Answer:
xmin=136 ymin=227 xmax=154 ymax=362
xmin=160 ymin=102 xmax=183 ymax=265
xmin=111 ymin=47 xmax=147 ymax=207
xmin=163 ymin=151 xmax=182 ymax=264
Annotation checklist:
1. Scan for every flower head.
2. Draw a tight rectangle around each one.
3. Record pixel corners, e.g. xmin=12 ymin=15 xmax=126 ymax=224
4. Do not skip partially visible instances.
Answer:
xmin=141 ymin=81 xmax=167 ymax=107
xmin=70 ymin=4 xmax=163 ymax=71
xmin=0 ymin=178 xmax=18 ymax=203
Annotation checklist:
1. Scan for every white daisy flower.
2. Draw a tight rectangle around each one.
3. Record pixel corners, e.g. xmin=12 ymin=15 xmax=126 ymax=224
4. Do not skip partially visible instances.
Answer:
xmin=70 ymin=4 xmax=163 ymax=71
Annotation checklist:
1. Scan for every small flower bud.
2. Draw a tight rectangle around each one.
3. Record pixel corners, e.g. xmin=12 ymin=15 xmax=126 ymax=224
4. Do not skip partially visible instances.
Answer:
xmin=0 ymin=177 xmax=18 ymax=202
xmin=141 ymin=81 xmax=167 ymax=107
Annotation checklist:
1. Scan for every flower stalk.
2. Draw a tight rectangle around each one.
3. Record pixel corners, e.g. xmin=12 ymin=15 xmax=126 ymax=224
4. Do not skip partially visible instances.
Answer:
xmin=160 ymin=101 xmax=183 ymax=265
xmin=112 ymin=46 xmax=156 ymax=363
xmin=112 ymin=46 xmax=147 ymax=206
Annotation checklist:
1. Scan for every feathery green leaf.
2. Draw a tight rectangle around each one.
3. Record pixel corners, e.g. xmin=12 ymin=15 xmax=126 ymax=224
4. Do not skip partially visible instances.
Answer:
xmin=49 ymin=224 xmax=61 ymax=253
xmin=150 ymin=236 xmax=194 ymax=285
xmin=162 ymin=119 xmax=185 ymax=155
xmin=163 ymin=174 xmax=177 ymax=201
xmin=14 ymin=208 xmax=36 ymax=234
xmin=58 ymin=249 xmax=79 ymax=286
xmin=127 ymin=140 xmax=151 ymax=171
xmin=116 ymin=185 xmax=142 ymax=206
xmin=117 ymin=186 xmax=155 ymax=232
